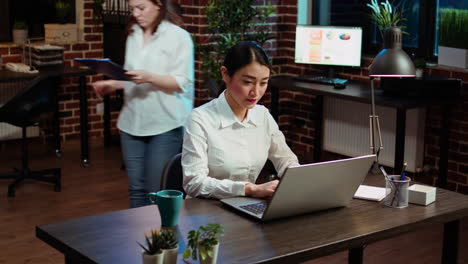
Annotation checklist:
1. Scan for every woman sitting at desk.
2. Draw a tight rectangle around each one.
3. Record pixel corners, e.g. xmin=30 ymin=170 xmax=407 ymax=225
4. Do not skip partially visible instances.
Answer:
xmin=182 ymin=41 xmax=299 ymax=199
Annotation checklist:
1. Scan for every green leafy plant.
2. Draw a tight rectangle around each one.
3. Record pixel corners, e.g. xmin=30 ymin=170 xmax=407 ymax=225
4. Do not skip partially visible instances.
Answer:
xmin=93 ymin=0 xmax=105 ymax=20
xmin=199 ymin=0 xmax=276 ymax=84
xmin=138 ymin=229 xmax=163 ymax=255
xmin=160 ymin=228 xmax=178 ymax=250
xmin=414 ymin=58 xmax=426 ymax=69
xmin=55 ymin=0 xmax=71 ymax=22
xmin=367 ymin=0 xmax=407 ymax=38
xmin=439 ymin=8 xmax=468 ymax=49
xmin=182 ymin=223 xmax=224 ymax=261
xmin=13 ymin=20 xmax=27 ymax=30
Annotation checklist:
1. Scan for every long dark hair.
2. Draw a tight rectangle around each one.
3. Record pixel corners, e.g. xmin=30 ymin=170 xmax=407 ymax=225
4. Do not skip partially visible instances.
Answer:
xmin=126 ymin=0 xmax=182 ymax=35
xmin=219 ymin=41 xmax=272 ymax=95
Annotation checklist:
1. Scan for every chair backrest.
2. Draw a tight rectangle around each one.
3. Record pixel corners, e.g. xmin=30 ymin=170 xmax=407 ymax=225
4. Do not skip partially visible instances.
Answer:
xmin=161 ymin=154 xmax=278 ymax=198
xmin=0 ymin=77 xmax=55 ymax=127
xmin=160 ymin=153 xmax=186 ymax=199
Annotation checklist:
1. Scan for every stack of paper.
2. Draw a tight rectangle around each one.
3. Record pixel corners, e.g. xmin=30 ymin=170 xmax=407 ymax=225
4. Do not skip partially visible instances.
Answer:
xmin=353 ymin=185 xmax=386 ymax=201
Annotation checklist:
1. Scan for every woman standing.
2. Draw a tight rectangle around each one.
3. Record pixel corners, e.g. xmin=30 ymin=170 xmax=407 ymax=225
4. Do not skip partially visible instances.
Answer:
xmin=93 ymin=0 xmax=194 ymax=208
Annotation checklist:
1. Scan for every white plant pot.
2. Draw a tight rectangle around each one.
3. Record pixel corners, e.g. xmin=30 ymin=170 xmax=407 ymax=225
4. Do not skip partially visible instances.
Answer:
xmin=438 ymin=46 xmax=468 ymax=69
xmin=415 ymin=69 xmax=424 ymax=79
xmin=142 ymin=251 xmax=163 ymax=264
xmin=12 ymin=29 xmax=28 ymax=44
xmin=199 ymin=243 xmax=219 ymax=264
xmin=162 ymin=245 xmax=179 ymax=264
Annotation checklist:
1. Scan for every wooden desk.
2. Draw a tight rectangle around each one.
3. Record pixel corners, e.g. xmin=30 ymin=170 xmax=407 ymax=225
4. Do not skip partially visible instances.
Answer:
xmin=36 ymin=178 xmax=468 ymax=264
xmin=269 ymin=76 xmax=461 ymax=188
xmin=0 ymin=66 xmax=94 ymax=167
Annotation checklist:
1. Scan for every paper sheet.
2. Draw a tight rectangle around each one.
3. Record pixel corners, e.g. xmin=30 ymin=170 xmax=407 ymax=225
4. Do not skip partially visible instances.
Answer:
xmin=353 ymin=185 xmax=386 ymax=201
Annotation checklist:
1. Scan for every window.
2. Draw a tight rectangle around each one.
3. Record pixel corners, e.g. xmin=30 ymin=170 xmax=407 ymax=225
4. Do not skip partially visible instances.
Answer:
xmin=0 ymin=0 xmax=76 ymax=42
xmin=310 ymin=0 xmax=467 ymax=62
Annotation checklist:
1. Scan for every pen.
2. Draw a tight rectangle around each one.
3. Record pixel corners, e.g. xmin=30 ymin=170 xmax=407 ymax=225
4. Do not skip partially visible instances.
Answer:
xmin=400 ymin=172 xmax=406 ymax=181
xmin=401 ymin=162 xmax=407 ymax=177
xmin=379 ymin=166 xmax=390 ymax=181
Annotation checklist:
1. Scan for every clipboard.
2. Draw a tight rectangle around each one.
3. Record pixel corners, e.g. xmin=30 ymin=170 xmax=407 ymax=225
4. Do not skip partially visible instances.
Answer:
xmin=74 ymin=58 xmax=130 ymax=81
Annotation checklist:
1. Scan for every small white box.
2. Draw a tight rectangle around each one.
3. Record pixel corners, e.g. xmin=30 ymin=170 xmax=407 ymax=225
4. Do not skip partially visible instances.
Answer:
xmin=408 ymin=184 xmax=436 ymax=206
xmin=44 ymin=24 xmax=78 ymax=44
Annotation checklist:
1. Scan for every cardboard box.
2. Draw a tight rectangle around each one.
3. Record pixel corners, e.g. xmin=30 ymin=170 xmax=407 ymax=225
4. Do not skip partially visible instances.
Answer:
xmin=44 ymin=24 xmax=78 ymax=44
xmin=408 ymin=184 xmax=436 ymax=206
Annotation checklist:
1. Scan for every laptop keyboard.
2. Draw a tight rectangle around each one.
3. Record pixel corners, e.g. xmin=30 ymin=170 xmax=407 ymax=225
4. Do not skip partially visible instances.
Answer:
xmin=240 ymin=202 xmax=268 ymax=215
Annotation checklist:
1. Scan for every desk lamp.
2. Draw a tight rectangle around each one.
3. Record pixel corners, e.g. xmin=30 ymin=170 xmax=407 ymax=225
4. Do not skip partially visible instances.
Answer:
xmin=368 ymin=26 xmax=415 ymax=159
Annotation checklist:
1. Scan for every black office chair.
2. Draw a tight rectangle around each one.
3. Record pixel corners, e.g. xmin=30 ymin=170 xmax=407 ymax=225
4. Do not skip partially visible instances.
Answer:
xmin=160 ymin=153 xmax=278 ymax=198
xmin=0 ymin=77 xmax=61 ymax=197
xmin=160 ymin=153 xmax=186 ymax=198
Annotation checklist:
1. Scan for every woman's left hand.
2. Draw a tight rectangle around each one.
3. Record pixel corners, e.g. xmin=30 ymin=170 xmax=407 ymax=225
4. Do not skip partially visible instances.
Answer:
xmin=125 ymin=70 xmax=152 ymax=84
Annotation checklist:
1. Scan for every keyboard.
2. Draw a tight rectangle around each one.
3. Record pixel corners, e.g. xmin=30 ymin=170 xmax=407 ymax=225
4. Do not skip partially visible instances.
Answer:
xmin=240 ymin=202 xmax=268 ymax=215
xmin=294 ymin=75 xmax=348 ymax=86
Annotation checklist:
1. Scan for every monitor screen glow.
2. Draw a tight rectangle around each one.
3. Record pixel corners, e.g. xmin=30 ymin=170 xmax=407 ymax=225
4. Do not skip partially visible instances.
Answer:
xmin=295 ymin=25 xmax=363 ymax=67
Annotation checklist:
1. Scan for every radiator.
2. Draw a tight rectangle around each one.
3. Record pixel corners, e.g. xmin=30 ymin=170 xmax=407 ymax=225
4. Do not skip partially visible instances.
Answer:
xmin=0 ymin=80 xmax=40 ymax=140
xmin=323 ymin=97 xmax=425 ymax=172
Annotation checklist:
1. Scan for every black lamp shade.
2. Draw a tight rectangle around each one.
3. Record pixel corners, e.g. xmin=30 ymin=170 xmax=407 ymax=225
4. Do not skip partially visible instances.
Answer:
xmin=369 ymin=26 xmax=415 ymax=77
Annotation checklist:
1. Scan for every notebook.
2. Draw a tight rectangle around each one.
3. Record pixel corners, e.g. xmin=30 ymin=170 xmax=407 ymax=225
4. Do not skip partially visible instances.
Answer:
xmin=74 ymin=58 xmax=130 ymax=81
xmin=220 ymin=154 xmax=376 ymax=221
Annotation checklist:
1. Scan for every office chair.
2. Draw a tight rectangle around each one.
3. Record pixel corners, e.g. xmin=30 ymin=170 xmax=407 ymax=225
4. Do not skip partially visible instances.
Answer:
xmin=160 ymin=153 xmax=186 ymax=198
xmin=160 ymin=153 xmax=278 ymax=198
xmin=0 ymin=77 xmax=61 ymax=197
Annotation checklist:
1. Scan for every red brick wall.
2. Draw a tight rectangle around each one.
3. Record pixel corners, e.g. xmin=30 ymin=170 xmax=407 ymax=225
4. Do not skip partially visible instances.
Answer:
xmin=177 ymin=1 xmax=468 ymax=193
xmin=4 ymin=1 xmax=466 ymax=193
xmin=268 ymin=2 xmax=468 ymax=194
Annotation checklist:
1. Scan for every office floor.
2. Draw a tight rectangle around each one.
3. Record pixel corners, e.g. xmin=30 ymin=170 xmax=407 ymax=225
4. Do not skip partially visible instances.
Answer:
xmin=0 ymin=139 xmax=467 ymax=264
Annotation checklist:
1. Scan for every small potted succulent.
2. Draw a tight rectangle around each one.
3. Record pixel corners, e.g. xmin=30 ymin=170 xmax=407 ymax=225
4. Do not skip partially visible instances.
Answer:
xmin=12 ymin=20 xmax=28 ymax=44
xmin=414 ymin=58 xmax=426 ymax=79
xmin=183 ymin=223 xmax=225 ymax=264
xmin=138 ymin=229 xmax=164 ymax=264
xmin=55 ymin=0 xmax=71 ymax=24
xmin=160 ymin=228 xmax=179 ymax=264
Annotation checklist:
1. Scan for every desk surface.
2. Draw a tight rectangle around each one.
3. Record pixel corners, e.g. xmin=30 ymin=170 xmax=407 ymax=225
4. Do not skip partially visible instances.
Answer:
xmin=36 ymin=175 xmax=468 ymax=264
xmin=0 ymin=65 xmax=93 ymax=83
xmin=270 ymin=75 xmax=462 ymax=109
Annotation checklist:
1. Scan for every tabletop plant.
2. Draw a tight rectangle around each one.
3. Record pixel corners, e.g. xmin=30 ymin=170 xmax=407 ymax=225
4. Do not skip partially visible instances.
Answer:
xmin=367 ymin=0 xmax=407 ymax=38
xmin=138 ymin=229 xmax=164 ymax=264
xmin=182 ymin=223 xmax=225 ymax=263
xmin=414 ymin=58 xmax=426 ymax=69
xmin=13 ymin=20 xmax=28 ymax=30
xmin=160 ymin=228 xmax=179 ymax=264
xmin=55 ymin=0 xmax=71 ymax=23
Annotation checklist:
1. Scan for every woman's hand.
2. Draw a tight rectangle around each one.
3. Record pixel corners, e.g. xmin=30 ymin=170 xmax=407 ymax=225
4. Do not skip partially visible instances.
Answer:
xmin=245 ymin=180 xmax=279 ymax=198
xmin=125 ymin=70 xmax=153 ymax=84
xmin=92 ymin=80 xmax=120 ymax=97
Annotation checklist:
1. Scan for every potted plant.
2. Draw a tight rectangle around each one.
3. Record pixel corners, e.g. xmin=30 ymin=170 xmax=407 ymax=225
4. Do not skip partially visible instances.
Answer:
xmin=438 ymin=8 xmax=468 ymax=69
xmin=160 ymin=228 xmax=179 ymax=264
xmin=12 ymin=20 xmax=28 ymax=44
xmin=55 ymin=0 xmax=71 ymax=24
xmin=183 ymin=223 xmax=225 ymax=264
xmin=414 ymin=58 xmax=426 ymax=79
xmin=199 ymin=0 xmax=276 ymax=97
xmin=367 ymin=0 xmax=407 ymax=39
xmin=138 ymin=229 xmax=164 ymax=264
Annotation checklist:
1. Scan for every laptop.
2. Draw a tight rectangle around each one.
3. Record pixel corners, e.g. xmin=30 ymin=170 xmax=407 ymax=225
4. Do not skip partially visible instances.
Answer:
xmin=220 ymin=154 xmax=376 ymax=221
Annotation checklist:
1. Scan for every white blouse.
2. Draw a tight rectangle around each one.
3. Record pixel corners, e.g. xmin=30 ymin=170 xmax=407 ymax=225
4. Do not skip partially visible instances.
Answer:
xmin=117 ymin=20 xmax=194 ymax=136
xmin=182 ymin=92 xmax=299 ymax=199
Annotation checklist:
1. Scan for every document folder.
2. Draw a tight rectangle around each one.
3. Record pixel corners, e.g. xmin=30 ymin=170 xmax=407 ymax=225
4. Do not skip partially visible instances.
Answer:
xmin=74 ymin=58 xmax=129 ymax=81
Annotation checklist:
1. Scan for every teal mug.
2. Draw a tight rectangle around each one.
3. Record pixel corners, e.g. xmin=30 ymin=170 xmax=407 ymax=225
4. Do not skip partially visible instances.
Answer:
xmin=147 ymin=190 xmax=183 ymax=227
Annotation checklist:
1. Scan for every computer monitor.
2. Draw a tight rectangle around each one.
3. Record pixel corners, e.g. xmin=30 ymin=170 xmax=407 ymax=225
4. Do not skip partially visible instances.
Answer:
xmin=295 ymin=25 xmax=363 ymax=67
